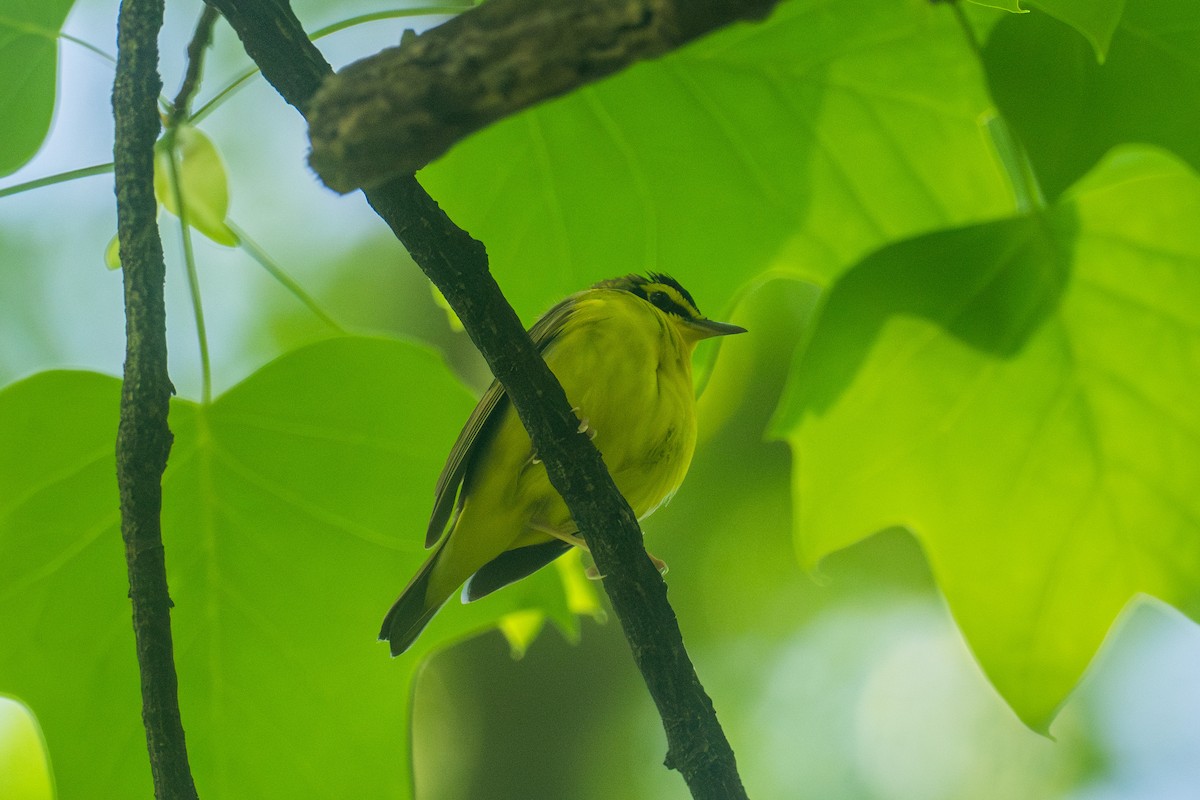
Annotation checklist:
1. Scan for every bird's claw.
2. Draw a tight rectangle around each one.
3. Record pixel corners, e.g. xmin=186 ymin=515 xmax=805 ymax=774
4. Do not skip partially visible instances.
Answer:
xmin=571 ymin=407 xmax=597 ymax=440
xmin=584 ymin=553 xmax=668 ymax=581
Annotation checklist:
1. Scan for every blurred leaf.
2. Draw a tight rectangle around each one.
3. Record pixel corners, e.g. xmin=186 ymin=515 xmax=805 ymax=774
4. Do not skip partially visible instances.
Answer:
xmin=154 ymin=124 xmax=239 ymax=247
xmin=985 ymin=0 xmax=1200 ymax=200
xmin=553 ymin=548 xmax=605 ymax=624
xmin=422 ymin=0 xmax=1010 ymax=320
xmin=0 ymin=696 xmax=53 ymax=800
xmin=430 ymin=282 xmax=464 ymax=332
xmin=103 ymin=232 xmax=121 ymax=269
xmin=774 ymin=146 xmax=1200 ymax=730
xmin=498 ymin=611 xmax=545 ymax=659
xmin=0 ymin=0 xmax=74 ymax=176
xmin=0 ymin=337 xmax=571 ymax=798
xmin=1029 ymin=0 xmax=1126 ymax=60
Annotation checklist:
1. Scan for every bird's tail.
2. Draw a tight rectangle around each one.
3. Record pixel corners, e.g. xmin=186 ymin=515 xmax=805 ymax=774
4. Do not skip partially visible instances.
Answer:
xmin=379 ymin=544 xmax=448 ymax=657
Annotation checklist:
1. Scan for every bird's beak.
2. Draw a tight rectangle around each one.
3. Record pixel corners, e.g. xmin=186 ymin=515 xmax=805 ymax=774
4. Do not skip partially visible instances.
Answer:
xmin=685 ymin=318 xmax=748 ymax=339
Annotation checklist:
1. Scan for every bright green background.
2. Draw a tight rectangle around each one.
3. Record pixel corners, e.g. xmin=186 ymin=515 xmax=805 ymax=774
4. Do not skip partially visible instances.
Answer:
xmin=2 ymin=0 xmax=1199 ymax=796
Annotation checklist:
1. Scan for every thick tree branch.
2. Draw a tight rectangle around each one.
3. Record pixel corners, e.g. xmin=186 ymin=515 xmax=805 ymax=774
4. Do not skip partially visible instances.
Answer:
xmin=204 ymin=0 xmax=752 ymax=796
xmin=308 ymin=0 xmax=779 ymax=191
xmin=113 ymin=0 xmax=200 ymax=798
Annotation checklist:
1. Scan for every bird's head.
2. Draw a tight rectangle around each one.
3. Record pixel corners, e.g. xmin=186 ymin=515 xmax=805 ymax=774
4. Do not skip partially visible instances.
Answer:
xmin=595 ymin=273 xmax=747 ymax=342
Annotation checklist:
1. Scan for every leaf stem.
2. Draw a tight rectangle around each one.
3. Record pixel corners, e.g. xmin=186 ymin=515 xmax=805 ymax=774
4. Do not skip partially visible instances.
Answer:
xmin=163 ymin=129 xmax=214 ymax=405
xmin=61 ymin=31 xmax=119 ymax=65
xmin=0 ymin=163 xmax=114 ymax=198
xmin=946 ymin=0 xmax=1046 ymax=213
xmin=190 ymin=5 xmax=468 ymax=123
xmin=0 ymin=15 xmax=116 ymax=63
xmin=159 ymin=6 xmax=226 ymax=405
xmin=309 ymin=5 xmax=469 ymax=39
xmin=190 ymin=67 xmax=258 ymax=124
xmin=982 ymin=113 xmax=1045 ymax=213
xmin=226 ymin=221 xmax=346 ymax=332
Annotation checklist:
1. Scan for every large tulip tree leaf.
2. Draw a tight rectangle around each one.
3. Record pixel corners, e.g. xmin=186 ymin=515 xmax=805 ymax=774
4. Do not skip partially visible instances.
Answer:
xmin=0 ymin=337 xmax=571 ymax=798
xmin=774 ymin=146 xmax=1200 ymax=730
xmin=984 ymin=0 xmax=1200 ymax=201
xmin=421 ymin=0 xmax=1011 ymax=320
xmin=0 ymin=0 xmax=76 ymax=176
xmin=1029 ymin=0 xmax=1126 ymax=60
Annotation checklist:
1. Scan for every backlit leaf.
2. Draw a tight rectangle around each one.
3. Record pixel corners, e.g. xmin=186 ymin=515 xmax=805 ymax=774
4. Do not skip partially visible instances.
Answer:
xmin=0 ymin=696 xmax=53 ymax=800
xmin=0 ymin=0 xmax=74 ymax=176
xmin=154 ymin=124 xmax=239 ymax=247
xmin=985 ymin=0 xmax=1200 ymax=200
xmin=421 ymin=0 xmax=1010 ymax=320
xmin=1029 ymin=0 xmax=1125 ymax=60
xmin=0 ymin=337 xmax=571 ymax=798
xmin=774 ymin=146 xmax=1200 ymax=730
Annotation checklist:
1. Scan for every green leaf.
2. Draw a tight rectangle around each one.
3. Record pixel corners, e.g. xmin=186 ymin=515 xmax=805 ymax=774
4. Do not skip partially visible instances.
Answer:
xmin=0 ymin=337 xmax=572 ymax=798
xmin=0 ymin=696 xmax=54 ymax=800
xmin=104 ymin=232 xmax=121 ymax=269
xmin=421 ymin=0 xmax=1010 ymax=320
xmin=0 ymin=0 xmax=74 ymax=176
xmin=773 ymin=146 xmax=1200 ymax=730
xmin=984 ymin=0 xmax=1200 ymax=200
xmin=1028 ymin=0 xmax=1125 ymax=60
xmin=497 ymin=610 xmax=545 ymax=659
xmin=154 ymin=124 xmax=239 ymax=247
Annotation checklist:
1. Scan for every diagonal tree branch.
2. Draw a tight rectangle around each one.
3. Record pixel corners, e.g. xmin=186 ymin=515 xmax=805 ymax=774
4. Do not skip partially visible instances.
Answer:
xmin=113 ymin=0 xmax=200 ymax=797
xmin=308 ymin=0 xmax=779 ymax=191
xmin=204 ymin=0 xmax=756 ymax=796
xmin=169 ymin=5 xmax=221 ymax=125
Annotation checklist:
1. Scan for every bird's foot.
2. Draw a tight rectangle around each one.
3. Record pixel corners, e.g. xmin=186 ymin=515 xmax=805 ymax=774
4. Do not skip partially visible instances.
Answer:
xmin=584 ymin=551 xmax=668 ymax=581
xmin=571 ymin=407 xmax=597 ymax=440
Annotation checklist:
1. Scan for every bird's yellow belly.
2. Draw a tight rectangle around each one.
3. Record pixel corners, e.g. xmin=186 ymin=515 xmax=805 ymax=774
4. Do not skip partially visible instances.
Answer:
xmin=515 ymin=314 xmax=697 ymax=540
xmin=430 ymin=302 xmax=697 ymax=596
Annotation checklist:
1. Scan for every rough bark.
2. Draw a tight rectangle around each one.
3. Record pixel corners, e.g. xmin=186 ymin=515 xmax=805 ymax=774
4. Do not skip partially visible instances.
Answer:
xmin=113 ymin=0 xmax=200 ymax=796
xmin=306 ymin=0 xmax=779 ymax=191
xmin=204 ymin=1 xmax=756 ymax=795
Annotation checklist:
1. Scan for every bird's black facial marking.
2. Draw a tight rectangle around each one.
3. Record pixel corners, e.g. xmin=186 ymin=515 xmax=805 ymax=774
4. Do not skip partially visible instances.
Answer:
xmin=593 ymin=273 xmax=704 ymax=321
xmin=647 ymin=273 xmax=699 ymax=313
xmin=646 ymin=289 xmax=692 ymax=319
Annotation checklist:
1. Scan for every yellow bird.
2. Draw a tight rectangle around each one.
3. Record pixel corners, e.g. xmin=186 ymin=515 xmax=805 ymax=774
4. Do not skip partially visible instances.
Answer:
xmin=381 ymin=274 xmax=746 ymax=655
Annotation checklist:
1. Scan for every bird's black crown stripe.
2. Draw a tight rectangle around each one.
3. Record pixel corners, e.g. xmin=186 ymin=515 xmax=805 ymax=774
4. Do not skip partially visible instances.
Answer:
xmin=595 ymin=273 xmax=703 ymax=320
xmin=645 ymin=290 xmax=693 ymax=320
xmin=646 ymin=272 xmax=698 ymax=313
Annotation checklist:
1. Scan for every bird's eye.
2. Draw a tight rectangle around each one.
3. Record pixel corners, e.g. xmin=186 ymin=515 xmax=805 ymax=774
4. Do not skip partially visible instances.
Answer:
xmin=649 ymin=291 xmax=669 ymax=307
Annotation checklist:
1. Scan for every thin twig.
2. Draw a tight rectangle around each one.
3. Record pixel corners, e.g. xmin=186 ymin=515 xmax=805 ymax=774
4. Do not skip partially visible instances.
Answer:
xmin=170 ymin=5 xmax=220 ymax=124
xmin=203 ymin=0 xmax=751 ymax=796
xmin=113 ymin=0 xmax=201 ymax=796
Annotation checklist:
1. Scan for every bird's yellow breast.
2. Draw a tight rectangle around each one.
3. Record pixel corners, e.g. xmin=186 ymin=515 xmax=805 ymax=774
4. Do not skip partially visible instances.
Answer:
xmin=429 ymin=290 xmax=698 ymax=597
xmin=546 ymin=292 xmax=698 ymax=521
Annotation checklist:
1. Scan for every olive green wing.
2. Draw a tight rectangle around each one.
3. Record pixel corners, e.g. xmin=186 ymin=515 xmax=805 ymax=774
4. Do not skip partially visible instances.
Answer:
xmin=424 ymin=296 xmax=578 ymax=547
